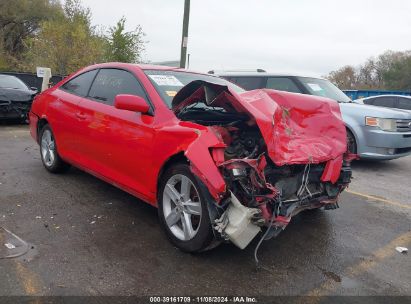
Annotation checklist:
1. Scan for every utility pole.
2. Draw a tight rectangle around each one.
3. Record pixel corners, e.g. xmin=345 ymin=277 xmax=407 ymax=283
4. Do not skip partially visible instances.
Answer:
xmin=179 ymin=0 xmax=190 ymax=68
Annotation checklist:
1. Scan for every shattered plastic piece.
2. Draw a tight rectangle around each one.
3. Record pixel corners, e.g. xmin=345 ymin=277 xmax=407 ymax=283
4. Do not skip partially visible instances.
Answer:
xmin=90 ymin=221 xmax=96 ymax=224
xmin=396 ymin=247 xmax=408 ymax=254
xmin=35 ymin=216 xmax=42 ymax=219
xmin=4 ymin=243 xmax=16 ymax=249
xmin=220 ymin=192 xmax=261 ymax=249
xmin=0 ymin=227 xmax=30 ymax=259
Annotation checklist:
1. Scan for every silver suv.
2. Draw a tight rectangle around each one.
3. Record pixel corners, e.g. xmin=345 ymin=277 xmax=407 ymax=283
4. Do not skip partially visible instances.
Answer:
xmin=212 ymin=71 xmax=411 ymax=160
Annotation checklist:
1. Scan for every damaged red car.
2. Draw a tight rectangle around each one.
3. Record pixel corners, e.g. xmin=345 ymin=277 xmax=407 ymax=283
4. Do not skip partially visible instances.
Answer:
xmin=29 ymin=63 xmax=353 ymax=253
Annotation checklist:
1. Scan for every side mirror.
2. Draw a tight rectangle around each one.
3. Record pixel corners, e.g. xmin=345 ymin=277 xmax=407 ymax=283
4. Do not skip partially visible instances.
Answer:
xmin=114 ymin=94 xmax=150 ymax=114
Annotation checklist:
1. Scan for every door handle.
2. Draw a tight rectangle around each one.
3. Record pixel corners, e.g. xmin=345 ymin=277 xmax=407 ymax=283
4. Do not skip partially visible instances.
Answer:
xmin=75 ymin=112 xmax=87 ymax=120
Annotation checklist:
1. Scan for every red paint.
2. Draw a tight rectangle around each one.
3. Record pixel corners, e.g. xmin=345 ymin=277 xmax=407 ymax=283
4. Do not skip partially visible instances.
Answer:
xmin=29 ymin=63 xmax=348 ymax=208
xmin=223 ymin=88 xmax=347 ymax=166
xmin=114 ymin=94 xmax=150 ymax=113
xmin=321 ymin=155 xmax=343 ymax=184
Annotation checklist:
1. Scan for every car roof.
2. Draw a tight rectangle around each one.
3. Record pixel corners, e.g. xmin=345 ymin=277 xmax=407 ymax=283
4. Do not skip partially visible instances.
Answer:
xmin=361 ymin=95 xmax=411 ymax=100
xmin=0 ymin=74 xmax=19 ymax=79
xmin=212 ymin=71 xmax=326 ymax=79
xmin=78 ymin=62 xmax=213 ymax=77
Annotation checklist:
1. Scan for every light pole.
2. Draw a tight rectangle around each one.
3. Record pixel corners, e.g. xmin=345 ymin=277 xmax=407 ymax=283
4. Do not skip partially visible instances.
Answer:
xmin=179 ymin=0 xmax=190 ymax=68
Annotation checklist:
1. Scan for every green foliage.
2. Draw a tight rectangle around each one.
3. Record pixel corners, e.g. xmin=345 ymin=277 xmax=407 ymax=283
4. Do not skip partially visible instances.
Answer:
xmin=0 ymin=0 xmax=146 ymax=74
xmin=24 ymin=0 xmax=106 ymax=75
xmin=326 ymin=50 xmax=411 ymax=90
xmin=0 ymin=0 xmax=61 ymax=70
xmin=104 ymin=17 xmax=145 ymax=63
xmin=383 ymin=56 xmax=411 ymax=90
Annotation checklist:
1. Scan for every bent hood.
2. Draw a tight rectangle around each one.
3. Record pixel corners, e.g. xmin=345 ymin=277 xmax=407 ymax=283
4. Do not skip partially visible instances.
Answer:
xmin=172 ymin=81 xmax=347 ymax=166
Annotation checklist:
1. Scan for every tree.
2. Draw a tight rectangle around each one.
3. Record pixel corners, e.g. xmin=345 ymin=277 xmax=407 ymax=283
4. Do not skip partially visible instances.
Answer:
xmin=24 ymin=0 xmax=106 ymax=75
xmin=0 ymin=0 xmax=61 ymax=69
xmin=326 ymin=50 xmax=411 ymax=90
xmin=104 ymin=17 xmax=145 ymax=63
xmin=326 ymin=65 xmax=357 ymax=89
xmin=383 ymin=56 xmax=411 ymax=90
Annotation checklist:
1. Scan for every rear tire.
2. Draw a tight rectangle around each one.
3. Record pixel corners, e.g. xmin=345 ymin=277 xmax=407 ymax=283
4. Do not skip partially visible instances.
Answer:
xmin=158 ymin=163 xmax=215 ymax=253
xmin=39 ymin=124 xmax=70 ymax=173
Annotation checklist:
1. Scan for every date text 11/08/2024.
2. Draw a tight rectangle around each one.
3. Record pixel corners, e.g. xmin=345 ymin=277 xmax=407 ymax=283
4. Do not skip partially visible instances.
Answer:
xmin=149 ymin=296 xmax=258 ymax=303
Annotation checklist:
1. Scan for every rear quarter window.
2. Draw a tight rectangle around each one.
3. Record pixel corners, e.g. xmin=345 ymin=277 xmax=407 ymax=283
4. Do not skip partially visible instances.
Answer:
xmin=397 ymin=97 xmax=411 ymax=110
xmin=61 ymin=70 xmax=98 ymax=97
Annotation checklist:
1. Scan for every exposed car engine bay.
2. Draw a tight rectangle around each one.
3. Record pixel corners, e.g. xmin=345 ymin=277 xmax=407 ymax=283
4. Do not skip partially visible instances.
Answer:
xmin=172 ymin=80 xmax=353 ymax=259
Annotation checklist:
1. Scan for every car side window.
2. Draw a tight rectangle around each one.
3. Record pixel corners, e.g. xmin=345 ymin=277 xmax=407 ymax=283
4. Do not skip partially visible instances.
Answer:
xmin=397 ymin=97 xmax=411 ymax=110
xmin=231 ymin=77 xmax=265 ymax=90
xmin=363 ymin=98 xmax=375 ymax=105
xmin=88 ymin=69 xmax=148 ymax=106
xmin=372 ymin=96 xmax=396 ymax=108
xmin=222 ymin=76 xmax=235 ymax=82
xmin=61 ymin=70 xmax=98 ymax=97
xmin=266 ymin=77 xmax=301 ymax=93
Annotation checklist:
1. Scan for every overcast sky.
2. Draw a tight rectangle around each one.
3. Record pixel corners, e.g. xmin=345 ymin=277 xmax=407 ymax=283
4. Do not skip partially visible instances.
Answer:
xmin=82 ymin=0 xmax=411 ymax=76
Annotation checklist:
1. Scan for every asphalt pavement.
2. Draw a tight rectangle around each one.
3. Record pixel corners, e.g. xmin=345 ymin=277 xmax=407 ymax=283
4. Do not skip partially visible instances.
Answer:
xmin=0 ymin=124 xmax=410 ymax=297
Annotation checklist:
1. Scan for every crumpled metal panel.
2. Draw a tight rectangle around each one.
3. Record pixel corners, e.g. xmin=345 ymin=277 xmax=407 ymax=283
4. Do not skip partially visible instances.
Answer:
xmin=173 ymin=82 xmax=347 ymax=167
xmin=234 ymin=89 xmax=347 ymax=166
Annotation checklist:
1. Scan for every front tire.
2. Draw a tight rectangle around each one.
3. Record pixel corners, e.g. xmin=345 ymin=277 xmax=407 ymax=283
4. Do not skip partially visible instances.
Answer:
xmin=158 ymin=163 xmax=215 ymax=253
xmin=39 ymin=125 xmax=70 ymax=173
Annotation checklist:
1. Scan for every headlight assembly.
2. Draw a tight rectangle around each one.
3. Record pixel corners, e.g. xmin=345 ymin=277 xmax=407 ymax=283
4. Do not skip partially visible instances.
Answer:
xmin=365 ymin=117 xmax=397 ymax=132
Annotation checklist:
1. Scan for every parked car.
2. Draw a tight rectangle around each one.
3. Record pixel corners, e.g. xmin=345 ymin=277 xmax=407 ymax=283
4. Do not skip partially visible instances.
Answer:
xmin=29 ymin=63 xmax=352 ymax=253
xmin=0 ymin=74 xmax=38 ymax=122
xmin=213 ymin=71 xmax=411 ymax=160
xmin=353 ymin=95 xmax=411 ymax=112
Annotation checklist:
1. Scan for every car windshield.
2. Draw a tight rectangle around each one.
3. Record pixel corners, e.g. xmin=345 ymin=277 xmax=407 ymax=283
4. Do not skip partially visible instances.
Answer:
xmin=297 ymin=77 xmax=351 ymax=103
xmin=144 ymin=70 xmax=245 ymax=108
xmin=0 ymin=75 xmax=29 ymax=90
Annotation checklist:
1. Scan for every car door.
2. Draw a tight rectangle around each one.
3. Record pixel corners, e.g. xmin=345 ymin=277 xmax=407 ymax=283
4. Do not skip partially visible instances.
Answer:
xmin=50 ymin=69 xmax=98 ymax=161
xmin=75 ymin=68 xmax=155 ymax=199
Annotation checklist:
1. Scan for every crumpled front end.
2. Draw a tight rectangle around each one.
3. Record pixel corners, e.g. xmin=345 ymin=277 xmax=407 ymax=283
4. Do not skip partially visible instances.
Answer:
xmin=0 ymin=89 xmax=35 ymax=121
xmin=172 ymin=81 xmax=353 ymax=249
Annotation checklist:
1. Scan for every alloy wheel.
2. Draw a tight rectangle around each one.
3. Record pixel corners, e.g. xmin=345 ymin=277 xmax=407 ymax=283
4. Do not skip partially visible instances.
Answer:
xmin=162 ymin=174 xmax=202 ymax=241
xmin=41 ymin=129 xmax=56 ymax=167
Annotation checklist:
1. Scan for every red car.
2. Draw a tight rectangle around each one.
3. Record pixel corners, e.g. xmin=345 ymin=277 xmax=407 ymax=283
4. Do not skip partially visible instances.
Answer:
xmin=29 ymin=63 xmax=353 ymax=253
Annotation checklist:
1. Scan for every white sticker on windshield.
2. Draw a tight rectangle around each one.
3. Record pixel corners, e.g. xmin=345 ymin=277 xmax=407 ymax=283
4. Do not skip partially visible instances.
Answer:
xmin=307 ymin=83 xmax=323 ymax=92
xmin=149 ymin=75 xmax=184 ymax=86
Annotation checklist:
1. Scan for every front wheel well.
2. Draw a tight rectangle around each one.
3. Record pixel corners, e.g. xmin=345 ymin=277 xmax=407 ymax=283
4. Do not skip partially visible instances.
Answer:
xmin=37 ymin=118 xmax=49 ymax=143
xmin=346 ymin=127 xmax=357 ymax=154
xmin=156 ymin=152 xmax=188 ymax=197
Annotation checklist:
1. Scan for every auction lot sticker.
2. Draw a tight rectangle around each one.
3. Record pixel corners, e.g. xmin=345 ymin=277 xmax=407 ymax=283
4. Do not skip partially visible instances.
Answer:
xmin=149 ymin=75 xmax=184 ymax=86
